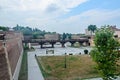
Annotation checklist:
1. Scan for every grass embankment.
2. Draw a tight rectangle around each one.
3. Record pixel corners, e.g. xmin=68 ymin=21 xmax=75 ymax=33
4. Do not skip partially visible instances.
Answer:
xmin=18 ymin=51 xmax=28 ymax=80
xmin=37 ymin=55 xmax=99 ymax=80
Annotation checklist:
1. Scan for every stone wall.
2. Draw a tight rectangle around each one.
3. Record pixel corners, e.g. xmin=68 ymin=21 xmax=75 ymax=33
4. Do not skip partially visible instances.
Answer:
xmin=0 ymin=45 xmax=10 ymax=80
xmin=0 ymin=31 xmax=23 ymax=80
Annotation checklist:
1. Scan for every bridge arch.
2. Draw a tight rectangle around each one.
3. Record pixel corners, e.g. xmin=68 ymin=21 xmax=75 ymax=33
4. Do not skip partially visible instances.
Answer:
xmin=22 ymin=38 xmax=90 ymax=48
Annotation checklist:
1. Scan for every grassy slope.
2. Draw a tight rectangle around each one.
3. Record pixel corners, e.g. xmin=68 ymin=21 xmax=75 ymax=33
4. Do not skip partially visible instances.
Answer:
xmin=37 ymin=55 xmax=100 ymax=80
xmin=18 ymin=51 xmax=28 ymax=80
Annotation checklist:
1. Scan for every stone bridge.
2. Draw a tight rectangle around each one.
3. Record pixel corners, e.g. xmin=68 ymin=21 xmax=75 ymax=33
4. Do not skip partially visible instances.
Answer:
xmin=23 ymin=38 xmax=90 ymax=48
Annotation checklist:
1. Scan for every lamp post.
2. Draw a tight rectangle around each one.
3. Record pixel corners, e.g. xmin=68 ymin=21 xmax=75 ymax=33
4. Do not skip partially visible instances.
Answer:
xmin=64 ymin=53 xmax=67 ymax=68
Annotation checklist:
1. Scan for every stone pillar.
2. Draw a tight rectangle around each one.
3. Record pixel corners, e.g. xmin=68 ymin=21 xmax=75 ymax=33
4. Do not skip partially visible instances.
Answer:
xmin=70 ymin=41 xmax=75 ymax=47
xmin=28 ymin=43 xmax=31 ymax=49
xmin=62 ymin=43 xmax=65 ymax=47
xmin=85 ymin=41 xmax=89 ymax=46
xmin=39 ymin=42 xmax=44 ymax=48
xmin=79 ymin=42 xmax=83 ymax=46
xmin=40 ymin=44 xmax=43 ymax=48
xmin=71 ymin=43 xmax=74 ymax=47
xmin=51 ymin=43 xmax=54 ymax=48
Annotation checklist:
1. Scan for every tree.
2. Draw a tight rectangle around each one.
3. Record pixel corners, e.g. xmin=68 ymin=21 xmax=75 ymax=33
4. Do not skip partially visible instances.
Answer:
xmin=0 ymin=26 xmax=9 ymax=31
xmin=62 ymin=33 xmax=67 ymax=40
xmin=88 ymin=25 xmax=97 ymax=35
xmin=90 ymin=26 xmax=120 ymax=80
xmin=66 ymin=33 xmax=72 ymax=40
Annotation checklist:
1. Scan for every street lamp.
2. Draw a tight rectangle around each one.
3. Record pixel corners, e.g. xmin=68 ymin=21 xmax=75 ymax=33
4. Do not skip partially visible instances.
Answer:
xmin=64 ymin=53 xmax=67 ymax=68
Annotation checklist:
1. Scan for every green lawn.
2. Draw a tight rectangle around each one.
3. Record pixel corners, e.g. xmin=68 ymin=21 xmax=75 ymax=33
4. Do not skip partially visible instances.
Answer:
xmin=18 ymin=51 xmax=28 ymax=80
xmin=37 ymin=55 xmax=100 ymax=80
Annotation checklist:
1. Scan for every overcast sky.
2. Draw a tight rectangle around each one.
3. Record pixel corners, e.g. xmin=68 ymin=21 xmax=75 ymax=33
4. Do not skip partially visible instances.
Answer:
xmin=0 ymin=0 xmax=120 ymax=33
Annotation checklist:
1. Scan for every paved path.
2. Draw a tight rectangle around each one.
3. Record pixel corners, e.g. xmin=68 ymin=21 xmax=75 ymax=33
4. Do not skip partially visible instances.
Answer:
xmin=28 ymin=52 xmax=44 ymax=80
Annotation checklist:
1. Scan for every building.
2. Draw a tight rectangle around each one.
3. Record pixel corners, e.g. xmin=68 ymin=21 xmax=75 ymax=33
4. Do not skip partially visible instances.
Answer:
xmin=85 ymin=26 xmax=120 ymax=46
xmin=71 ymin=34 xmax=81 ymax=39
xmin=0 ymin=31 xmax=23 ymax=80
xmin=44 ymin=34 xmax=60 ymax=40
xmin=110 ymin=26 xmax=120 ymax=38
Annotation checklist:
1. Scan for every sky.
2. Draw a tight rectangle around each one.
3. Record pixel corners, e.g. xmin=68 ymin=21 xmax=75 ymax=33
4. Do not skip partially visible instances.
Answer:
xmin=0 ymin=0 xmax=120 ymax=33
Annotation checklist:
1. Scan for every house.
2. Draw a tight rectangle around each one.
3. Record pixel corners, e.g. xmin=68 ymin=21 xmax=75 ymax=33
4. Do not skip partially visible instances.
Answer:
xmin=71 ymin=34 xmax=81 ymax=39
xmin=44 ymin=34 xmax=60 ymax=40
xmin=110 ymin=26 xmax=120 ymax=38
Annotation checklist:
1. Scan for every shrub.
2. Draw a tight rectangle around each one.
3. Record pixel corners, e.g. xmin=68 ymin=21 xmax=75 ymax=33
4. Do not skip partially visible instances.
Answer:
xmin=84 ymin=49 xmax=88 ymax=54
xmin=90 ymin=26 xmax=120 ymax=80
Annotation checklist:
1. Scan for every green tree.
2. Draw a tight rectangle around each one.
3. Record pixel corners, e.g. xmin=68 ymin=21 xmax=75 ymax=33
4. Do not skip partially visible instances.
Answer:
xmin=66 ymin=33 xmax=72 ymax=40
xmin=62 ymin=33 xmax=67 ymax=40
xmin=88 ymin=24 xmax=97 ymax=35
xmin=90 ymin=26 xmax=120 ymax=80
xmin=0 ymin=26 xmax=9 ymax=31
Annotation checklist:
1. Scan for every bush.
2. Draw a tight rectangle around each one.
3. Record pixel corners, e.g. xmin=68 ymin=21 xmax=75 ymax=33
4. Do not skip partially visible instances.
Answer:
xmin=84 ymin=49 xmax=88 ymax=54
xmin=24 ymin=45 xmax=29 ymax=50
xmin=31 ymin=47 xmax=35 ymax=50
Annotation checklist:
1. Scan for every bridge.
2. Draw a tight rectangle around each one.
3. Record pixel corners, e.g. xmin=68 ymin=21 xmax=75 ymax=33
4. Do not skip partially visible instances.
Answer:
xmin=23 ymin=38 xmax=90 ymax=48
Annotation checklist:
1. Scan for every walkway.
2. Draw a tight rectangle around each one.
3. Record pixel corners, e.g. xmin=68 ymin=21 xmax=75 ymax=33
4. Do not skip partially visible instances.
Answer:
xmin=28 ymin=51 xmax=44 ymax=80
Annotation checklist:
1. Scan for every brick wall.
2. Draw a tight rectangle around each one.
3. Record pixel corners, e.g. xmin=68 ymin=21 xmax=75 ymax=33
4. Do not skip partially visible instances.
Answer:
xmin=0 ymin=45 xmax=10 ymax=80
xmin=0 ymin=31 xmax=23 ymax=80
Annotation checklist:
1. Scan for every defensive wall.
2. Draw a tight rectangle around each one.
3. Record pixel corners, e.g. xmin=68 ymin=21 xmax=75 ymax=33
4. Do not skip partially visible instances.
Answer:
xmin=0 ymin=31 xmax=23 ymax=80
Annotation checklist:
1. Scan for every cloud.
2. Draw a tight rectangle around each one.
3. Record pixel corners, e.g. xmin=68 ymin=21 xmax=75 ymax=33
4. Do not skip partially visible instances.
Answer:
xmin=0 ymin=5 xmax=1 ymax=9
xmin=0 ymin=0 xmax=88 ymax=12
xmin=48 ymin=9 xmax=120 ymax=33
xmin=61 ymin=9 xmax=120 ymax=26
xmin=14 ymin=8 xmax=120 ymax=33
xmin=45 ymin=3 xmax=59 ymax=13
xmin=0 ymin=0 xmax=120 ymax=33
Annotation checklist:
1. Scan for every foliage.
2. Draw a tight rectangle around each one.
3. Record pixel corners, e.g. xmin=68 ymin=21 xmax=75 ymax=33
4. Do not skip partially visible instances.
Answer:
xmin=84 ymin=49 xmax=88 ymax=54
xmin=18 ymin=51 xmax=28 ymax=80
xmin=90 ymin=26 xmax=120 ymax=80
xmin=66 ymin=33 xmax=72 ymax=39
xmin=24 ymin=45 xmax=29 ymax=50
xmin=62 ymin=33 xmax=67 ymax=40
xmin=88 ymin=25 xmax=97 ymax=35
xmin=62 ymin=33 xmax=72 ymax=40
xmin=13 ymin=24 xmax=32 ymax=35
xmin=13 ymin=24 xmax=57 ymax=38
xmin=0 ymin=26 xmax=9 ymax=31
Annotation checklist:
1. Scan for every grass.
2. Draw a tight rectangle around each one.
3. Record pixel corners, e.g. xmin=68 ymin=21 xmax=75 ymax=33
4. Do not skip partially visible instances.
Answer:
xmin=18 ymin=51 xmax=28 ymax=80
xmin=37 ymin=55 xmax=120 ymax=80
xmin=35 ymin=55 xmax=51 ymax=78
xmin=37 ymin=55 xmax=100 ymax=80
